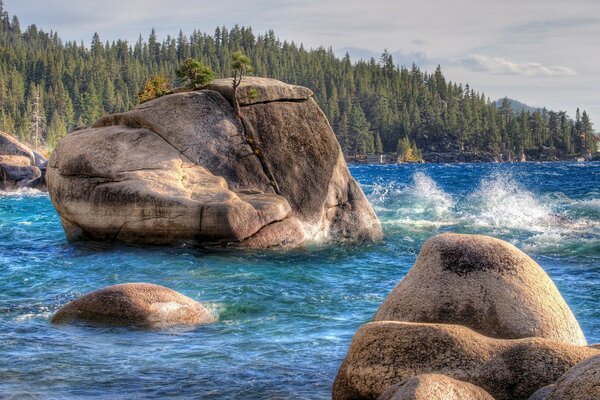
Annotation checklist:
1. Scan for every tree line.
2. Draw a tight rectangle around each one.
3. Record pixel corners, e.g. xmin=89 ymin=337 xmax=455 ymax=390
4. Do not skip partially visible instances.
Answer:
xmin=0 ymin=1 xmax=596 ymax=159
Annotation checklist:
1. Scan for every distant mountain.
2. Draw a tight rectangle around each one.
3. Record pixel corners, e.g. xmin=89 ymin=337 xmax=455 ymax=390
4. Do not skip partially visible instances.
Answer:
xmin=494 ymin=98 xmax=541 ymax=114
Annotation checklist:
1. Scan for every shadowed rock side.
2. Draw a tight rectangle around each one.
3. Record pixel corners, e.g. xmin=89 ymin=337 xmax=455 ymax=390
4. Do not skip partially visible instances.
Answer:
xmin=527 ymin=354 xmax=600 ymax=400
xmin=333 ymin=321 xmax=598 ymax=400
xmin=51 ymin=283 xmax=215 ymax=328
xmin=0 ymin=131 xmax=47 ymax=190
xmin=47 ymin=78 xmax=382 ymax=247
xmin=528 ymin=386 xmax=555 ymax=400
xmin=377 ymin=374 xmax=495 ymax=400
xmin=374 ymin=233 xmax=586 ymax=345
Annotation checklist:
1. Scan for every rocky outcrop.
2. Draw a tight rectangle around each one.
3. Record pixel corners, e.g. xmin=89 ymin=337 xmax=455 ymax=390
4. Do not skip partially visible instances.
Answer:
xmin=47 ymin=78 xmax=382 ymax=247
xmin=527 ymin=354 xmax=600 ymax=400
xmin=374 ymin=233 xmax=586 ymax=345
xmin=377 ymin=374 xmax=494 ymax=400
xmin=333 ymin=321 xmax=598 ymax=400
xmin=0 ymin=131 xmax=47 ymax=190
xmin=51 ymin=283 xmax=215 ymax=328
xmin=334 ymin=233 xmax=595 ymax=400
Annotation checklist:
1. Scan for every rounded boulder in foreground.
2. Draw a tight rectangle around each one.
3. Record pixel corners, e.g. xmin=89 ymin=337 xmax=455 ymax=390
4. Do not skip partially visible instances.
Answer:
xmin=333 ymin=321 xmax=598 ymax=400
xmin=51 ymin=283 xmax=215 ymax=328
xmin=378 ymin=373 xmax=494 ymax=400
xmin=374 ymin=233 xmax=586 ymax=345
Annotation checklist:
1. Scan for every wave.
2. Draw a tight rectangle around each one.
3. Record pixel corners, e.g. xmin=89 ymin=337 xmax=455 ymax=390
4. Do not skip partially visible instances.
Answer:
xmin=368 ymin=171 xmax=599 ymax=257
xmin=370 ymin=172 xmax=454 ymax=217
xmin=462 ymin=172 xmax=556 ymax=232
xmin=0 ymin=187 xmax=46 ymax=198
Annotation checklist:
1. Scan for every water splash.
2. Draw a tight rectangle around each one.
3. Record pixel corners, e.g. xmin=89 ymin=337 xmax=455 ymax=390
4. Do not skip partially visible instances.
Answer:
xmin=0 ymin=187 xmax=45 ymax=198
xmin=370 ymin=172 xmax=454 ymax=217
xmin=366 ymin=169 xmax=599 ymax=257
xmin=463 ymin=173 xmax=555 ymax=232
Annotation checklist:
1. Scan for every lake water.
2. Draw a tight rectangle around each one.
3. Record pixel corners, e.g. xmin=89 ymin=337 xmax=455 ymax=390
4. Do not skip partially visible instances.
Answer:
xmin=1 ymin=162 xmax=599 ymax=399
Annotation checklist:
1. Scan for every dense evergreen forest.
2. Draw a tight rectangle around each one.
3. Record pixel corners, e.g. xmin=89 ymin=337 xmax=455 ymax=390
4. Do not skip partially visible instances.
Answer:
xmin=0 ymin=2 xmax=596 ymax=160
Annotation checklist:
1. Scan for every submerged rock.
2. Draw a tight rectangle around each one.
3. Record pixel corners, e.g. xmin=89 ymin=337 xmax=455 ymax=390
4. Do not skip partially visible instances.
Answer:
xmin=374 ymin=233 xmax=586 ymax=345
xmin=47 ymin=78 xmax=382 ymax=247
xmin=0 ymin=131 xmax=47 ymax=190
xmin=377 ymin=373 xmax=494 ymax=400
xmin=528 ymin=354 xmax=600 ymax=400
xmin=333 ymin=321 xmax=598 ymax=400
xmin=51 ymin=283 xmax=215 ymax=328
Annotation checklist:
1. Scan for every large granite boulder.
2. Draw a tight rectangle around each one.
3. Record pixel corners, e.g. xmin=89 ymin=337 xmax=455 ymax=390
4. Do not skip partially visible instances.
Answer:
xmin=528 ymin=354 xmax=600 ymax=400
xmin=374 ymin=233 xmax=586 ymax=345
xmin=51 ymin=283 xmax=215 ymax=328
xmin=333 ymin=321 xmax=598 ymax=400
xmin=0 ymin=131 xmax=47 ymax=190
xmin=377 ymin=374 xmax=494 ymax=400
xmin=47 ymin=78 xmax=382 ymax=247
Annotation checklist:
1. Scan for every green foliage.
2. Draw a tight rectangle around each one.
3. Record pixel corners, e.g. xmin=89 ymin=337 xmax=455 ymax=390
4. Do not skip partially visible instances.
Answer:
xmin=230 ymin=51 xmax=254 ymax=75
xmin=397 ymin=137 xmax=422 ymax=162
xmin=138 ymin=74 xmax=172 ymax=103
xmin=175 ymin=58 xmax=215 ymax=88
xmin=0 ymin=4 xmax=594 ymax=159
xmin=230 ymin=51 xmax=254 ymax=117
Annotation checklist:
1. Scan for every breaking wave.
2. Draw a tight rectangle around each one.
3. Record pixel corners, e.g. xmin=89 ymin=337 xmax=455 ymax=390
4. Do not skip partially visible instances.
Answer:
xmin=368 ymin=170 xmax=599 ymax=257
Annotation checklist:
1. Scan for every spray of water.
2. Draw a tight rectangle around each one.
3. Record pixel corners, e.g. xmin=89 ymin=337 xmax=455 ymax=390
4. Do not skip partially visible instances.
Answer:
xmin=463 ymin=172 xmax=555 ymax=232
xmin=367 ymin=171 xmax=598 ymax=256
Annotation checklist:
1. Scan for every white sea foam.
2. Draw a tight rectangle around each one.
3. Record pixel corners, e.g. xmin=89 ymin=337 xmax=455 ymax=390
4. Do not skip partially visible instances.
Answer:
xmin=463 ymin=173 xmax=555 ymax=232
xmin=0 ymin=187 xmax=46 ymax=198
xmin=370 ymin=172 xmax=454 ymax=217
xmin=369 ymin=171 xmax=598 ymax=256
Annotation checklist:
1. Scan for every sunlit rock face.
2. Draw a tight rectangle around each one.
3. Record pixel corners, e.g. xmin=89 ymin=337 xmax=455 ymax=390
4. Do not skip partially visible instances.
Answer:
xmin=51 ymin=283 xmax=215 ymax=328
xmin=374 ymin=233 xmax=587 ymax=345
xmin=334 ymin=233 xmax=594 ymax=400
xmin=47 ymin=78 xmax=382 ymax=248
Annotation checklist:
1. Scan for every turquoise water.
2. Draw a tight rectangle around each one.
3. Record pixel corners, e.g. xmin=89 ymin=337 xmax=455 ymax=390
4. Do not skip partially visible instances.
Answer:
xmin=1 ymin=162 xmax=599 ymax=399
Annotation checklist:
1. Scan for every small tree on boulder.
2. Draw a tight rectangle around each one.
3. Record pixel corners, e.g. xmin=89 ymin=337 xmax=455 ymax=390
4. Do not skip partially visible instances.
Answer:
xmin=176 ymin=58 xmax=215 ymax=89
xmin=230 ymin=51 xmax=254 ymax=118
xmin=138 ymin=74 xmax=172 ymax=103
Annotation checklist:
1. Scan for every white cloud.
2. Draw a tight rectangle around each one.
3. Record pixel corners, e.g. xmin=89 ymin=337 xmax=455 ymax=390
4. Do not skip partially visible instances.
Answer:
xmin=460 ymin=54 xmax=577 ymax=77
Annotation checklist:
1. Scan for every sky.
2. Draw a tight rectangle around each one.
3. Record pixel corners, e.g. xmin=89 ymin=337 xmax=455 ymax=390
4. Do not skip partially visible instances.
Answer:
xmin=5 ymin=0 xmax=600 ymax=121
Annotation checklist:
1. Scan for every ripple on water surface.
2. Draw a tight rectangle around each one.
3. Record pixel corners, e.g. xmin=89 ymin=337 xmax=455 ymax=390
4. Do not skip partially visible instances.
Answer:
xmin=0 ymin=162 xmax=599 ymax=398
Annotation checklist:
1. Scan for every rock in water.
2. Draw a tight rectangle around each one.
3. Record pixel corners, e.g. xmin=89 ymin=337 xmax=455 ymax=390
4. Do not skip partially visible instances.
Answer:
xmin=377 ymin=374 xmax=494 ymax=400
xmin=374 ymin=233 xmax=586 ymax=345
xmin=47 ymin=78 xmax=382 ymax=247
xmin=528 ymin=354 xmax=600 ymax=400
xmin=51 ymin=283 xmax=215 ymax=328
xmin=0 ymin=131 xmax=47 ymax=190
xmin=332 ymin=321 xmax=598 ymax=400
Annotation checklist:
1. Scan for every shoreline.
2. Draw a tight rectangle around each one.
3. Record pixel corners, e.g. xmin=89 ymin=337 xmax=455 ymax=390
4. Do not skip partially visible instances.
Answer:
xmin=348 ymin=158 xmax=600 ymax=165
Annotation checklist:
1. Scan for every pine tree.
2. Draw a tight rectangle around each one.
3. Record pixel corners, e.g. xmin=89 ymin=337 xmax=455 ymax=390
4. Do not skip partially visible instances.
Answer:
xmin=0 ymin=3 xmax=593 ymax=159
xmin=349 ymin=104 xmax=372 ymax=155
xmin=581 ymin=111 xmax=595 ymax=155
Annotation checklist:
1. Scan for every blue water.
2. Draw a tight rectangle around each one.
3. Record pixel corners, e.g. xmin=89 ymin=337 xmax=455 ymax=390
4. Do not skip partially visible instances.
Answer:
xmin=1 ymin=162 xmax=599 ymax=399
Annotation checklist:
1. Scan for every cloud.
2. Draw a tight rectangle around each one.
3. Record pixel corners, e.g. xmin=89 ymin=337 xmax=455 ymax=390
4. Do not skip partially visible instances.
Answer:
xmin=335 ymin=47 xmax=440 ymax=69
xmin=460 ymin=54 xmax=577 ymax=77
xmin=509 ymin=17 xmax=600 ymax=37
